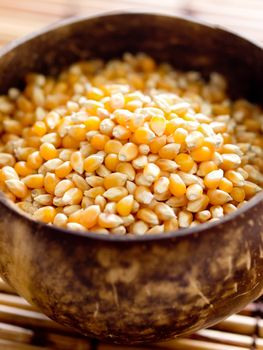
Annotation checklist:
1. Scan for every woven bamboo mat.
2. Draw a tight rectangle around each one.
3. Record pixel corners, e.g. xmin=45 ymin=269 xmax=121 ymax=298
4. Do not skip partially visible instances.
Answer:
xmin=1 ymin=278 xmax=263 ymax=350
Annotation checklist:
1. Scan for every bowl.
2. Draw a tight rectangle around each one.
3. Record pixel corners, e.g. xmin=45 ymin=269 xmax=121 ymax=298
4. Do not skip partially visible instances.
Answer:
xmin=0 ymin=12 xmax=263 ymax=345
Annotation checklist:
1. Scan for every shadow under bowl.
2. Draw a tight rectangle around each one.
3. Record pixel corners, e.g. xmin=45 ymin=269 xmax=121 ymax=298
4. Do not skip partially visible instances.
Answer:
xmin=0 ymin=12 xmax=263 ymax=344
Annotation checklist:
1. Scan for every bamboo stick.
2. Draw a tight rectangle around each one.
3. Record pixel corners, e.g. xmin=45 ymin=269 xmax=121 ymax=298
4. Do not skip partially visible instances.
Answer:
xmin=0 ymin=293 xmax=36 ymax=311
xmin=45 ymin=332 xmax=91 ymax=350
xmin=0 ymin=339 xmax=52 ymax=350
xmin=0 ymin=322 xmax=33 ymax=344
xmin=214 ymin=314 xmax=257 ymax=335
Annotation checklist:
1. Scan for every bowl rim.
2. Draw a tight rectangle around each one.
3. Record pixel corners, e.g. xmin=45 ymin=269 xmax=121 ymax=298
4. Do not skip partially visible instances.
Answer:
xmin=0 ymin=11 xmax=262 ymax=242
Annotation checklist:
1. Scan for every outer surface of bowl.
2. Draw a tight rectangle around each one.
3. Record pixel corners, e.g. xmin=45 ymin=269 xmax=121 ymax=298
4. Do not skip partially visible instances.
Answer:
xmin=0 ymin=12 xmax=263 ymax=344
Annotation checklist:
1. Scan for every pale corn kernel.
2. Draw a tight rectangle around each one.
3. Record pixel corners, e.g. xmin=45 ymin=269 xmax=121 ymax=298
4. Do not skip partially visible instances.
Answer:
xmin=70 ymin=151 xmax=84 ymax=174
xmin=147 ymin=225 xmax=164 ymax=234
xmin=186 ymin=195 xmax=209 ymax=213
xmin=45 ymin=111 xmax=60 ymax=130
xmin=81 ymin=197 xmax=94 ymax=209
xmin=223 ymin=203 xmax=237 ymax=214
xmin=169 ymin=174 xmax=186 ymax=197
xmin=137 ymin=208 xmax=159 ymax=226
xmin=1 ymin=166 xmax=19 ymax=181
xmin=196 ymin=210 xmax=211 ymax=222
xmin=156 ymin=159 xmax=178 ymax=172
xmin=149 ymin=115 xmax=166 ymax=136
xmin=154 ymin=191 xmax=171 ymax=201
xmin=166 ymin=195 xmax=187 ymax=208
xmin=178 ymin=172 xmax=204 ymax=188
xmin=94 ymin=195 xmax=107 ymax=211
xmin=96 ymin=164 xmax=111 ymax=178
xmin=186 ymin=184 xmax=203 ymax=201
xmin=135 ymin=186 xmax=154 ymax=204
xmin=43 ymin=158 xmax=63 ymax=172
xmin=22 ymin=174 xmax=44 ymax=189
xmin=62 ymin=188 xmax=83 ymax=205
xmin=63 ymin=205 xmax=82 ymax=216
xmin=164 ymin=217 xmax=179 ymax=232
xmin=26 ymin=151 xmax=43 ymax=170
xmin=185 ymin=131 xmax=204 ymax=150
xmin=138 ymin=144 xmax=150 ymax=155
xmin=243 ymin=181 xmax=261 ymax=198
xmin=103 ymin=187 xmax=128 ymax=201
xmin=55 ymin=161 xmax=72 ymax=178
xmin=116 ymin=162 xmax=136 ymax=181
xmin=178 ymin=210 xmax=193 ymax=228
xmin=0 ymin=153 xmax=15 ymax=167
xmin=210 ymin=205 xmax=224 ymax=218
xmin=66 ymin=223 xmax=86 ymax=231
xmin=86 ymin=176 xmax=104 ymax=187
xmin=143 ymin=163 xmax=160 ymax=182
xmin=110 ymin=225 xmax=127 ymax=235
xmin=131 ymin=220 xmax=149 ymax=235
xmin=59 ymin=149 xmax=73 ymax=161
xmin=104 ymin=172 xmax=127 ymax=189
xmin=158 ymin=144 xmax=180 ymax=160
xmin=154 ymin=202 xmax=175 ymax=220
xmin=53 ymin=213 xmax=68 ymax=227
xmin=104 ymin=202 xmax=117 ymax=214
xmin=225 ymin=170 xmax=245 ymax=187
xmin=112 ymin=125 xmax=131 ymax=140
xmin=118 ymin=143 xmax=138 ymax=161
xmin=126 ymin=180 xmax=136 ymax=194
xmin=148 ymin=154 xmax=159 ymax=163
xmin=221 ymin=153 xmax=241 ymax=170
xmin=33 ymin=206 xmax=56 ymax=223
xmin=153 ymin=177 xmax=170 ymax=194
xmin=34 ymin=194 xmax=53 ymax=206
xmin=84 ymin=186 xmax=105 ymax=199
xmin=132 ymin=155 xmax=148 ymax=170
xmin=54 ymin=179 xmax=74 ymax=197
xmin=5 ymin=179 xmax=28 ymax=198
xmin=98 ymin=213 xmax=123 ymax=228
xmin=204 ymin=169 xmax=224 ymax=189
xmin=207 ymin=189 xmax=232 ymax=205
xmin=72 ymin=174 xmax=89 ymax=191
xmin=99 ymin=119 xmax=115 ymax=136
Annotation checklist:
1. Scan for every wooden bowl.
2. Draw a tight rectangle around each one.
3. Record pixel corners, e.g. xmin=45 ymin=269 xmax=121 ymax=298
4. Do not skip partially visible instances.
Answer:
xmin=0 ymin=12 xmax=263 ymax=345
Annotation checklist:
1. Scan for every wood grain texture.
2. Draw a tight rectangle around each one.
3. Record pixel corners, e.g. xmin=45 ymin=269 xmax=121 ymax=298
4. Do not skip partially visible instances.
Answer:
xmin=0 ymin=0 xmax=262 ymax=47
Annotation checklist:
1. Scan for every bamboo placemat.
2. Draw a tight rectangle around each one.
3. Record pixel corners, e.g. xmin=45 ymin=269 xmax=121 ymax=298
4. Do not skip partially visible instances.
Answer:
xmin=1 ymin=278 xmax=263 ymax=350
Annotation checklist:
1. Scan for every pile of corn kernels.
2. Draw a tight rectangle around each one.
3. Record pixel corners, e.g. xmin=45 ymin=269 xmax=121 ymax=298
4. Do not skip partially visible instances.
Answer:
xmin=0 ymin=53 xmax=262 ymax=235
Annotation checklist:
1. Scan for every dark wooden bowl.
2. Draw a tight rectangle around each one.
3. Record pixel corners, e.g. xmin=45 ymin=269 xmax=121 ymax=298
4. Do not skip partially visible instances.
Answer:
xmin=0 ymin=12 xmax=263 ymax=345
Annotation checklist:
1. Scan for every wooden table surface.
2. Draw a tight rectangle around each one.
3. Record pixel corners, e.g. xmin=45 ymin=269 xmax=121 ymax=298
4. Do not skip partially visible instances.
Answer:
xmin=0 ymin=0 xmax=262 ymax=48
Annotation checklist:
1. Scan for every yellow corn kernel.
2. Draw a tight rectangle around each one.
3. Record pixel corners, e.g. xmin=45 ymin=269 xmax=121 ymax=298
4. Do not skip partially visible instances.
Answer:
xmin=44 ymin=172 xmax=60 ymax=194
xmin=84 ymin=116 xmax=100 ymax=131
xmin=116 ymin=195 xmax=134 ymax=216
xmin=133 ymin=127 xmax=155 ymax=144
xmin=34 ymin=206 xmax=56 ymax=224
xmin=116 ymin=162 xmax=136 ymax=181
xmin=39 ymin=142 xmax=58 ymax=160
xmin=118 ymin=143 xmax=138 ymax=162
xmin=172 ymin=128 xmax=188 ymax=143
xmin=5 ymin=179 xmax=28 ymax=198
xmin=104 ymin=153 xmax=119 ymax=172
xmin=231 ymin=187 xmax=246 ymax=202
xmin=104 ymin=139 xmax=123 ymax=154
xmin=204 ymin=169 xmax=224 ymax=189
xmin=62 ymin=188 xmax=83 ymax=205
xmin=169 ymin=174 xmax=186 ymax=197
xmin=221 ymin=153 xmax=241 ymax=170
xmin=68 ymin=124 xmax=87 ymax=141
xmin=103 ymin=187 xmax=128 ymax=201
xmin=14 ymin=161 xmax=34 ymax=177
xmin=62 ymin=135 xmax=80 ymax=149
xmin=197 ymin=161 xmax=218 ymax=176
xmin=175 ymin=153 xmax=195 ymax=172
xmin=243 ymin=181 xmax=261 ymax=198
xmin=22 ymin=174 xmax=44 ymax=189
xmin=31 ymin=121 xmax=47 ymax=136
xmin=90 ymin=134 xmax=110 ymax=151
xmin=149 ymin=135 xmax=167 ymax=154
xmin=85 ymin=186 xmax=105 ymax=199
xmin=104 ymin=172 xmax=127 ymax=189
xmin=223 ymin=203 xmax=237 ymax=214
xmin=70 ymin=151 xmax=84 ymax=174
xmin=191 ymin=146 xmax=213 ymax=162
xmin=112 ymin=125 xmax=131 ymax=140
xmin=207 ymin=189 xmax=232 ymax=205
xmin=219 ymin=177 xmax=233 ymax=193
xmin=225 ymin=170 xmax=245 ymax=186
xmin=55 ymin=161 xmax=72 ymax=178
xmin=84 ymin=154 xmax=103 ymax=172
xmin=27 ymin=151 xmax=43 ymax=170
xmin=149 ymin=115 xmax=166 ymax=136
xmin=159 ymin=144 xmax=180 ymax=160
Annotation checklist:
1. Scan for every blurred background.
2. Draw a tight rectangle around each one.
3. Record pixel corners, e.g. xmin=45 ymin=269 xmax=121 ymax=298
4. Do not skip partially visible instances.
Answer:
xmin=0 ymin=0 xmax=262 ymax=48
